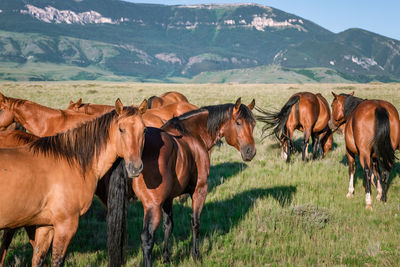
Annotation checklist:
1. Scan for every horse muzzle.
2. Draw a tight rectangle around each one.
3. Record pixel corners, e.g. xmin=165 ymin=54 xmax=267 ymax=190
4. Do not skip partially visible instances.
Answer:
xmin=240 ymin=145 xmax=256 ymax=161
xmin=125 ymin=161 xmax=143 ymax=178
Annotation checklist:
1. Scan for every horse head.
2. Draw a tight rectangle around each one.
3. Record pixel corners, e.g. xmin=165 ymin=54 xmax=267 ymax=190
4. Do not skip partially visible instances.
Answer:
xmin=224 ymin=98 xmax=256 ymax=161
xmin=330 ymin=91 xmax=353 ymax=129
xmin=114 ymin=98 xmax=147 ymax=178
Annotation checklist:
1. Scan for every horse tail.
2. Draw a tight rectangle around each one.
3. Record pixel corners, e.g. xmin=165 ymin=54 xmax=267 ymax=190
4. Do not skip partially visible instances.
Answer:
xmin=107 ymin=158 xmax=128 ymax=267
xmin=147 ymin=96 xmax=156 ymax=109
xmin=255 ymin=95 xmax=300 ymax=140
xmin=373 ymin=107 xmax=395 ymax=171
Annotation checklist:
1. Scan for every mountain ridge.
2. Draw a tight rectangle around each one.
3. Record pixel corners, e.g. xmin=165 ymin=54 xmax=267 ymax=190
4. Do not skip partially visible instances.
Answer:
xmin=0 ymin=0 xmax=399 ymax=82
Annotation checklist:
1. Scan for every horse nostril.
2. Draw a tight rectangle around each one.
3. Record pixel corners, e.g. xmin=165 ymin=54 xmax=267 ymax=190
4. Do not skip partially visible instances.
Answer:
xmin=137 ymin=162 xmax=143 ymax=172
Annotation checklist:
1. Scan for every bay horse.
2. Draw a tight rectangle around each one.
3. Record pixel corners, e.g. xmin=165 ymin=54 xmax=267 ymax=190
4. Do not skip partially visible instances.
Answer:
xmin=125 ymin=98 xmax=256 ymax=266
xmin=147 ymin=91 xmax=189 ymax=109
xmin=256 ymin=92 xmax=333 ymax=162
xmin=0 ymin=93 xmax=97 ymax=137
xmin=0 ymin=99 xmax=147 ymax=266
xmin=331 ymin=92 xmax=400 ymax=209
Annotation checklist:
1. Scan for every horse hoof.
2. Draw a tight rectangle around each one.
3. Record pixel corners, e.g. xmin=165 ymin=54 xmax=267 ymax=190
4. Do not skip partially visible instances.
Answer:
xmin=365 ymin=205 xmax=373 ymax=211
xmin=346 ymin=193 xmax=353 ymax=199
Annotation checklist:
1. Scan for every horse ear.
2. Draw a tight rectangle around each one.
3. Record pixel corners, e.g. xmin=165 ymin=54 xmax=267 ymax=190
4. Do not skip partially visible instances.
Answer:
xmin=115 ymin=98 xmax=124 ymax=115
xmin=0 ymin=92 xmax=4 ymax=103
xmin=248 ymin=99 xmax=255 ymax=110
xmin=331 ymin=92 xmax=338 ymax=99
xmin=69 ymin=100 xmax=73 ymax=105
xmin=233 ymin=97 xmax=241 ymax=113
xmin=76 ymin=98 xmax=82 ymax=106
xmin=138 ymin=99 xmax=148 ymax=114
xmin=350 ymin=91 xmax=354 ymax=96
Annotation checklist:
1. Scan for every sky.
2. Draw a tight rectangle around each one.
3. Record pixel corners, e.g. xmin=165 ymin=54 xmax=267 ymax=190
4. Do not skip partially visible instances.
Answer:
xmin=123 ymin=0 xmax=400 ymax=41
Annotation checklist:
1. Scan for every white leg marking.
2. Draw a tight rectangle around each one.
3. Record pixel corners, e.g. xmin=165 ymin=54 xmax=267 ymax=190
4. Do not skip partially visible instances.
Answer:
xmin=346 ymin=173 xmax=355 ymax=198
xmin=376 ymin=179 xmax=383 ymax=201
xmin=366 ymin=192 xmax=372 ymax=206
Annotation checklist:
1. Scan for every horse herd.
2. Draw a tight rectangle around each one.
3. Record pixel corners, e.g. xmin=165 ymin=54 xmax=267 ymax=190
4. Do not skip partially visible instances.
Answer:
xmin=0 ymin=89 xmax=398 ymax=266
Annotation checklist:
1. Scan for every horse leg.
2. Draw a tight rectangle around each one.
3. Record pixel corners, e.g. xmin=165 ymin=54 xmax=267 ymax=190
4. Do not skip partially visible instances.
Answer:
xmin=32 ymin=227 xmax=54 ymax=267
xmin=372 ymin=160 xmax=382 ymax=200
xmin=0 ymin=229 xmax=16 ymax=266
xmin=162 ymin=199 xmax=174 ymax=263
xmin=360 ymin=155 xmax=373 ymax=210
xmin=190 ymin=183 xmax=208 ymax=261
xmin=302 ymin=129 xmax=311 ymax=161
xmin=51 ymin=217 xmax=79 ymax=267
xmin=346 ymin=149 xmax=356 ymax=198
xmin=286 ymin=128 xmax=294 ymax=163
xmin=380 ymin=169 xmax=390 ymax=202
xmin=141 ymin=206 xmax=162 ymax=267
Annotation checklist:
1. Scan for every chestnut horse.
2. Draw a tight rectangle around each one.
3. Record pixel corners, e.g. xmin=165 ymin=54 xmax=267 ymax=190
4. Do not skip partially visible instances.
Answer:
xmin=67 ymin=99 xmax=198 ymax=127
xmin=256 ymin=92 xmax=333 ymax=162
xmin=0 ymin=93 xmax=97 ymax=137
xmin=0 ymin=99 xmax=146 ymax=266
xmin=123 ymin=98 xmax=256 ymax=266
xmin=147 ymin=91 xmax=189 ymax=109
xmin=331 ymin=92 xmax=400 ymax=209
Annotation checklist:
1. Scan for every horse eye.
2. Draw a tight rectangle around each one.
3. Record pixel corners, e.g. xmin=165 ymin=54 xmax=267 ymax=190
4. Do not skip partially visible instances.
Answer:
xmin=119 ymin=127 xmax=124 ymax=133
xmin=236 ymin=121 xmax=242 ymax=126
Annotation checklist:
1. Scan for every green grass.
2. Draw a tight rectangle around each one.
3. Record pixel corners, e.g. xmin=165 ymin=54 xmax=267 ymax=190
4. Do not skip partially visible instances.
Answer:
xmin=1 ymin=82 xmax=400 ymax=266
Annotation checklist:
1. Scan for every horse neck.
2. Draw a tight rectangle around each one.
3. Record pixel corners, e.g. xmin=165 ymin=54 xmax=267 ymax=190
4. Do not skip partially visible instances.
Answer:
xmin=89 ymin=125 xmax=119 ymax=180
xmin=9 ymin=100 xmax=59 ymax=134
xmin=179 ymin=111 xmax=224 ymax=151
xmin=343 ymin=95 xmax=364 ymax=121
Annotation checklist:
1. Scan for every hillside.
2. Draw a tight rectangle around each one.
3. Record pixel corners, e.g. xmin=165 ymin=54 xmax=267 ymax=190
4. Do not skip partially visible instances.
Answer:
xmin=0 ymin=0 xmax=399 ymax=82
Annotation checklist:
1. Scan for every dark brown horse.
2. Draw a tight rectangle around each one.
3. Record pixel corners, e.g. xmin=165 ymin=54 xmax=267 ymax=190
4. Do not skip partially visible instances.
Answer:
xmin=256 ymin=92 xmax=333 ymax=162
xmin=331 ymin=92 xmax=400 ymax=209
xmin=0 ymin=99 xmax=146 ymax=266
xmin=0 ymin=93 xmax=97 ymax=137
xmin=124 ymin=98 xmax=256 ymax=266
xmin=147 ymin=91 xmax=189 ymax=109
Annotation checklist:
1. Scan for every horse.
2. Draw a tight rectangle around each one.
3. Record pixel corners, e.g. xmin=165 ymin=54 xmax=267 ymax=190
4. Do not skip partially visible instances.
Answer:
xmin=66 ymin=99 xmax=198 ymax=127
xmin=122 ymin=98 xmax=256 ymax=266
xmin=147 ymin=91 xmax=189 ymax=109
xmin=256 ymin=92 xmax=333 ymax=162
xmin=0 ymin=93 xmax=97 ymax=137
xmin=0 ymin=99 xmax=147 ymax=266
xmin=331 ymin=92 xmax=400 ymax=210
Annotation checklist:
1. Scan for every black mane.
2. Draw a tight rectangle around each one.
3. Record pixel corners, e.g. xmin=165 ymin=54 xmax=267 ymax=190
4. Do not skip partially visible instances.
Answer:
xmin=162 ymin=103 xmax=255 ymax=137
xmin=343 ymin=94 xmax=365 ymax=120
xmin=30 ymin=107 xmax=138 ymax=174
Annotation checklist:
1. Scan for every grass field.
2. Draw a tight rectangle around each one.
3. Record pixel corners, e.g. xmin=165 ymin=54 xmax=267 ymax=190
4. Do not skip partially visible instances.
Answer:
xmin=1 ymin=82 xmax=400 ymax=266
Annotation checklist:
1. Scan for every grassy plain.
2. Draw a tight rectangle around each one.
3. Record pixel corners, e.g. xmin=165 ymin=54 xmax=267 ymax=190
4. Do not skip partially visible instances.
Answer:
xmin=1 ymin=82 xmax=400 ymax=266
